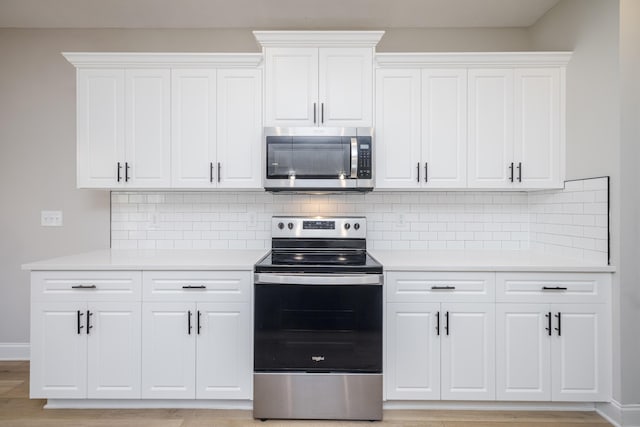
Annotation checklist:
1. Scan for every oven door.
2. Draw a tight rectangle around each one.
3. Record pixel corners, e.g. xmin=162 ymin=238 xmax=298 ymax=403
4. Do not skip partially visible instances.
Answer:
xmin=254 ymin=281 xmax=382 ymax=374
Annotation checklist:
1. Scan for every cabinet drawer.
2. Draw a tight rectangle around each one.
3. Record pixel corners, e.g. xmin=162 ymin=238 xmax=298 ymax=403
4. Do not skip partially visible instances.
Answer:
xmin=31 ymin=271 xmax=141 ymax=302
xmin=143 ymin=271 xmax=250 ymax=302
xmin=496 ymin=272 xmax=610 ymax=303
xmin=386 ymin=272 xmax=494 ymax=302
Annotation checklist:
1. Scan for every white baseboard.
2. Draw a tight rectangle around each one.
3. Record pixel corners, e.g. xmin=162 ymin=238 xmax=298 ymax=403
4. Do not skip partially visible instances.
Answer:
xmin=598 ymin=400 xmax=640 ymax=427
xmin=384 ymin=400 xmax=596 ymax=411
xmin=0 ymin=343 xmax=29 ymax=360
xmin=45 ymin=399 xmax=252 ymax=410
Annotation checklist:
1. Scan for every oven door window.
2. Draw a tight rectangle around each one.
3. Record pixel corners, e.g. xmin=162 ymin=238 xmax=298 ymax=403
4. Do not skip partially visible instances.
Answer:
xmin=266 ymin=136 xmax=350 ymax=179
xmin=254 ymin=284 xmax=382 ymax=373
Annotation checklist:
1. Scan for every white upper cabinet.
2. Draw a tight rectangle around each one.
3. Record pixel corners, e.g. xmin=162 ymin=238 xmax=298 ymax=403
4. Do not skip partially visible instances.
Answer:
xmin=514 ymin=68 xmax=562 ymax=189
xmin=216 ymin=68 xmax=262 ymax=188
xmin=265 ymin=47 xmax=318 ymax=126
xmin=171 ymin=68 xmax=262 ymax=188
xmin=66 ymin=53 xmax=263 ymax=189
xmin=171 ymin=69 xmax=217 ymax=188
xmin=468 ymin=67 xmax=564 ymax=189
xmin=77 ymin=68 xmax=170 ymax=189
xmin=256 ymin=31 xmax=383 ymax=128
xmin=467 ymin=69 xmax=515 ymax=188
xmin=376 ymin=68 xmax=467 ymax=189
xmin=375 ymin=53 xmax=570 ymax=191
xmin=375 ymin=69 xmax=422 ymax=188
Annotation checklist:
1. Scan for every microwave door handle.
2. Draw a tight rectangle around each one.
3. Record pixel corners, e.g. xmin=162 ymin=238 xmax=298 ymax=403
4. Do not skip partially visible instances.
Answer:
xmin=350 ymin=137 xmax=358 ymax=179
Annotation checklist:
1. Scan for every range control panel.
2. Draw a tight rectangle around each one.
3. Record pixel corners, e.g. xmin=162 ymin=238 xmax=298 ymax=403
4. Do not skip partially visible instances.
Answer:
xmin=272 ymin=217 xmax=367 ymax=239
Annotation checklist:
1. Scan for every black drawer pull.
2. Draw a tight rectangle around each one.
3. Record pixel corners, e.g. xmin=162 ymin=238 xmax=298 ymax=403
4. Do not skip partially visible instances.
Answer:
xmin=182 ymin=285 xmax=207 ymax=289
xmin=431 ymin=285 xmax=456 ymax=290
xmin=71 ymin=285 xmax=97 ymax=289
xmin=542 ymin=286 xmax=568 ymax=291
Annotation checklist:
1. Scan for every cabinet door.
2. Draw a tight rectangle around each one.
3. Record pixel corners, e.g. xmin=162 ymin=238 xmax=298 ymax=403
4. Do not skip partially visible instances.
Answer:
xmin=171 ymin=69 xmax=217 ymax=188
xmin=421 ymin=69 xmax=467 ymax=188
xmin=124 ymin=69 xmax=171 ymax=188
xmin=467 ymin=69 xmax=514 ymax=188
xmin=30 ymin=302 xmax=87 ymax=398
xmin=216 ymin=69 xmax=262 ymax=188
xmin=551 ymin=304 xmax=610 ymax=401
xmin=496 ymin=304 xmax=551 ymax=401
xmin=87 ymin=302 xmax=141 ymax=398
xmin=385 ymin=303 xmax=440 ymax=400
xmin=319 ymin=47 xmax=373 ymax=127
xmin=141 ymin=302 xmax=196 ymax=399
xmin=265 ymin=47 xmax=318 ymax=126
xmin=514 ymin=68 xmax=563 ymax=189
xmin=196 ymin=302 xmax=252 ymax=399
xmin=77 ymin=69 xmax=125 ymax=188
xmin=441 ymin=303 xmax=495 ymax=400
xmin=375 ymin=69 xmax=421 ymax=189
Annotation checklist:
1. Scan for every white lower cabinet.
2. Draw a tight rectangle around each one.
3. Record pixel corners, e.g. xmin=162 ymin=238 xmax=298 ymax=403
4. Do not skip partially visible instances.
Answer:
xmin=496 ymin=303 xmax=609 ymax=402
xmin=386 ymin=302 xmax=495 ymax=400
xmin=30 ymin=301 xmax=141 ymax=399
xmin=141 ymin=301 xmax=251 ymax=399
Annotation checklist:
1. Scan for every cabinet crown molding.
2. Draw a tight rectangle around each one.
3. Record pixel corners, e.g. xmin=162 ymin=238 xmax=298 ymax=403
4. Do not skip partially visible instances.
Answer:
xmin=253 ymin=31 xmax=385 ymax=48
xmin=62 ymin=52 xmax=263 ymax=69
xmin=375 ymin=52 xmax=572 ymax=68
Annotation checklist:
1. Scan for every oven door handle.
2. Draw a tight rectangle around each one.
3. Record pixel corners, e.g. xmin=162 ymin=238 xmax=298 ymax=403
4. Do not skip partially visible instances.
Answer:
xmin=255 ymin=273 xmax=383 ymax=286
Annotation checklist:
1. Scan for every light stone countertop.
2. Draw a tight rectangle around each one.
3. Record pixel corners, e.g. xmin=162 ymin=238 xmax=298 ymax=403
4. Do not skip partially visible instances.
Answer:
xmin=22 ymin=249 xmax=269 ymax=271
xmin=22 ymin=249 xmax=614 ymax=273
xmin=369 ymin=250 xmax=615 ymax=272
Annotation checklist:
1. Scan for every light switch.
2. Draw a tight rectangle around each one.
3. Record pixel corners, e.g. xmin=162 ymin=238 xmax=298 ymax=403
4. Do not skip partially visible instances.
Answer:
xmin=41 ymin=210 xmax=63 ymax=227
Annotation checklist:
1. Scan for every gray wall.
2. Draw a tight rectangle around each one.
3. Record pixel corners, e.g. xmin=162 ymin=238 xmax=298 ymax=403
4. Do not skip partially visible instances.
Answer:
xmin=618 ymin=0 xmax=640 ymax=407
xmin=528 ymin=0 xmax=623 ymax=402
xmin=0 ymin=27 xmax=530 ymax=349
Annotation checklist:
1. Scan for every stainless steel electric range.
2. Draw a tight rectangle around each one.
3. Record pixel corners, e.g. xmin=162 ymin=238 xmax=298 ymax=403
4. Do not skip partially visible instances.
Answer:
xmin=253 ymin=216 xmax=383 ymax=421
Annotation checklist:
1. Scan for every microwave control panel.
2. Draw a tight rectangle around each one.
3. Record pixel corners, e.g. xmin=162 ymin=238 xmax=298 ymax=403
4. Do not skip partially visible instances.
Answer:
xmin=357 ymin=137 xmax=372 ymax=179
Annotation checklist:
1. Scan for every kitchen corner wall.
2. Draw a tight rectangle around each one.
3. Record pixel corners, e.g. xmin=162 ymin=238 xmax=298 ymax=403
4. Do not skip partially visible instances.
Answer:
xmin=111 ymin=177 xmax=610 ymax=262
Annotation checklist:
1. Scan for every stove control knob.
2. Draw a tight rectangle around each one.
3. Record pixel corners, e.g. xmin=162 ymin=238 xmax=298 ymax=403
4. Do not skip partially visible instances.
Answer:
xmin=354 ymin=223 xmax=360 ymax=230
xmin=287 ymin=222 xmax=294 ymax=230
xmin=344 ymin=223 xmax=351 ymax=230
xmin=277 ymin=222 xmax=284 ymax=230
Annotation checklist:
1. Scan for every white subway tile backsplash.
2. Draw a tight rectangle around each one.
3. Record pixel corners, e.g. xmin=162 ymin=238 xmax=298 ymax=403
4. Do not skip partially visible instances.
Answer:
xmin=111 ymin=178 xmax=608 ymax=265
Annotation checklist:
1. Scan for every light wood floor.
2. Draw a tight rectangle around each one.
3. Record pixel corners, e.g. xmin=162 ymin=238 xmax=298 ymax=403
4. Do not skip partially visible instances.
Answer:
xmin=0 ymin=362 xmax=612 ymax=427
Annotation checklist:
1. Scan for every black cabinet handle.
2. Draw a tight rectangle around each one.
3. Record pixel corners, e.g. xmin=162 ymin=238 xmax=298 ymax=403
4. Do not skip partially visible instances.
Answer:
xmin=197 ymin=310 xmax=202 ymax=335
xmin=321 ymin=103 xmax=324 ymax=124
xmin=424 ymin=162 xmax=428 ymax=183
xmin=416 ymin=162 xmax=420 ymax=183
xmin=71 ymin=285 xmax=97 ymax=289
xmin=517 ymin=162 xmax=522 ymax=182
xmin=86 ymin=310 xmax=93 ymax=335
xmin=436 ymin=311 xmax=440 ymax=336
xmin=125 ymin=162 xmax=130 ymax=182
xmin=431 ymin=285 xmax=456 ymax=290
xmin=217 ymin=162 xmax=221 ymax=183
xmin=116 ymin=162 xmax=122 ymax=182
xmin=182 ymin=285 xmax=206 ymax=289
xmin=509 ymin=162 xmax=514 ymax=182
xmin=188 ymin=310 xmax=193 ymax=335
xmin=445 ymin=311 xmax=450 ymax=336
xmin=313 ymin=103 xmax=317 ymax=124
xmin=77 ymin=310 xmax=84 ymax=335
xmin=545 ymin=312 xmax=551 ymax=336
xmin=542 ymin=286 xmax=568 ymax=291
xmin=210 ymin=162 xmax=214 ymax=183
xmin=555 ymin=312 xmax=562 ymax=336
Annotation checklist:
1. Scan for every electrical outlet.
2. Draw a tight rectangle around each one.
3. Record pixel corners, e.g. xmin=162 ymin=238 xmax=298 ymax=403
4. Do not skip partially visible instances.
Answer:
xmin=393 ymin=213 xmax=409 ymax=231
xmin=248 ymin=212 xmax=257 ymax=228
xmin=41 ymin=210 xmax=63 ymax=227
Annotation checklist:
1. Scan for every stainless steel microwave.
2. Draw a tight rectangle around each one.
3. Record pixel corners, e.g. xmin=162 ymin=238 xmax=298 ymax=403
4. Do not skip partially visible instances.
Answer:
xmin=264 ymin=127 xmax=374 ymax=192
